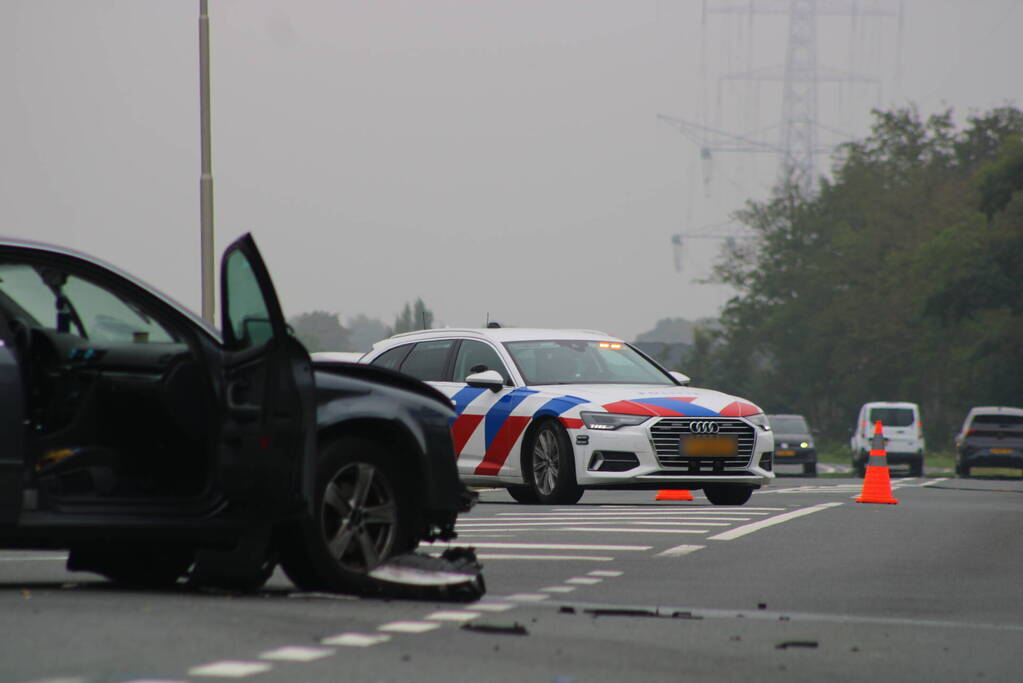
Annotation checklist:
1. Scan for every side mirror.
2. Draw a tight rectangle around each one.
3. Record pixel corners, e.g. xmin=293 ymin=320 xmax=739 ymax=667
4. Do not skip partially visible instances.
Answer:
xmin=670 ymin=371 xmax=691 ymax=386
xmin=466 ymin=369 xmax=505 ymax=392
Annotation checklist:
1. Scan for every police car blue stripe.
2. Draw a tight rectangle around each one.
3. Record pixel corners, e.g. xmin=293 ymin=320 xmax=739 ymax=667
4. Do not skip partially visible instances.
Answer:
xmin=534 ymin=395 xmax=590 ymax=418
xmin=485 ymin=388 xmax=538 ymax=450
xmin=451 ymin=386 xmax=487 ymax=416
xmin=633 ymin=398 xmax=721 ymax=417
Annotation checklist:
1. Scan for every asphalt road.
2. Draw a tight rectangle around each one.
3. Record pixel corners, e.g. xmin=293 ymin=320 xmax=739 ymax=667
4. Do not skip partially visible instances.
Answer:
xmin=2 ymin=474 xmax=1021 ymax=683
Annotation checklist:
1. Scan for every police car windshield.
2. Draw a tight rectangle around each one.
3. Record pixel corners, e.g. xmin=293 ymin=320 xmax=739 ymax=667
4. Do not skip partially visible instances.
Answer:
xmin=504 ymin=340 xmax=674 ymax=386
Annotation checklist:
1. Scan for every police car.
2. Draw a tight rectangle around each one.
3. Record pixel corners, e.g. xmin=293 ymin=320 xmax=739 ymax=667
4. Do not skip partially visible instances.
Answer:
xmin=362 ymin=327 xmax=775 ymax=505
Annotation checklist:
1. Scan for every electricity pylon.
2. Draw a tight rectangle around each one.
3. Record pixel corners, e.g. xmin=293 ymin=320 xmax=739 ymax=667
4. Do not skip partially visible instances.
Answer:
xmin=661 ymin=0 xmax=900 ymax=195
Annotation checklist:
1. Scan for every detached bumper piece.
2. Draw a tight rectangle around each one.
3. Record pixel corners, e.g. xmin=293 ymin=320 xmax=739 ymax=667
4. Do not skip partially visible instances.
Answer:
xmin=366 ymin=547 xmax=485 ymax=602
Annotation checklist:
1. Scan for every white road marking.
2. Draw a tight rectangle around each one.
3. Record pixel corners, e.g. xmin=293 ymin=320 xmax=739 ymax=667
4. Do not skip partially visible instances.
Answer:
xmin=259 ymin=646 xmax=334 ymax=662
xmin=124 ymin=679 xmax=188 ymax=683
xmin=921 ymin=477 xmax=949 ymax=487
xmin=425 ymin=610 xmax=481 ymax=622
xmin=469 ymin=602 xmax=516 ymax=612
xmin=423 ymin=542 xmax=651 ymax=551
xmin=657 ymin=544 xmax=706 ymax=557
xmin=623 ymin=520 xmax=733 ymax=526
xmin=475 ymin=554 xmax=615 ymax=561
xmin=541 ymin=586 xmax=577 ymax=593
xmin=188 ymin=661 xmax=272 ymax=678
xmin=708 ymin=503 xmax=843 ymax=541
xmin=566 ymin=577 xmax=602 ymax=585
xmin=378 ymin=621 xmax=441 ymax=634
xmin=558 ymin=527 xmax=708 ymax=534
xmin=473 ymin=516 xmax=744 ymax=524
xmin=571 ymin=506 xmax=785 ymax=511
xmin=502 ymin=511 xmax=771 ymax=517
xmin=506 ymin=593 xmax=550 ymax=602
xmin=588 ymin=570 xmax=624 ymax=577
xmin=0 ymin=555 xmax=68 ymax=562
xmin=320 ymin=633 xmax=391 ymax=647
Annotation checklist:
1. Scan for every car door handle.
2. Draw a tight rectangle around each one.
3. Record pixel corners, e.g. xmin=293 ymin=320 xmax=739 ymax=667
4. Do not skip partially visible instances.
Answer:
xmin=227 ymin=381 xmax=260 ymax=421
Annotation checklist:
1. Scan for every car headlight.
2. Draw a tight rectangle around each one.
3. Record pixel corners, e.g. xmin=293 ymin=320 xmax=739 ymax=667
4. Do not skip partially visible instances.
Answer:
xmin=746 ymin=412 xmax=772 ymax=431
xmin=800 ymin=441 xmax=813 ymax=449
xmin=580 ymin=411 xmax=651 ymax=430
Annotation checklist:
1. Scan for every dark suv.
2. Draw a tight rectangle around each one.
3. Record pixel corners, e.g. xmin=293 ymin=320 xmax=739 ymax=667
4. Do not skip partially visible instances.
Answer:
xmin=0 ymin=235 xmax=476 ymax=594
xmin=954 ymin=406 xmax=1023 ymax=478
xmin=767 ymin=414 xmax=817 ymax=476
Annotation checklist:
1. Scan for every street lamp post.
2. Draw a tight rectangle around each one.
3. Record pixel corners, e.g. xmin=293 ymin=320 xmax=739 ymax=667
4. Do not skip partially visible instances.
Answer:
xmin=199 ymin=0 xmax=215 ymax=324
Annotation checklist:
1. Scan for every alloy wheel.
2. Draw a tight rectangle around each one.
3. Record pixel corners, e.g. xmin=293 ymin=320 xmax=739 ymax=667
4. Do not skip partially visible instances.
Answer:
xmin=320 ymin=461 xmax=398 ymax=573
xmin=533 ymin=427 xmax=560 ymax=495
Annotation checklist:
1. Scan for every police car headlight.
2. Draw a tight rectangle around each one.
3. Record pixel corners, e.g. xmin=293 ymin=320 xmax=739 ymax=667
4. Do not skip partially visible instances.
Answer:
xmin=581 ymin=412 xmax=651 ymax=430
xmin=747 ymin=413 xmax=772 ymax=431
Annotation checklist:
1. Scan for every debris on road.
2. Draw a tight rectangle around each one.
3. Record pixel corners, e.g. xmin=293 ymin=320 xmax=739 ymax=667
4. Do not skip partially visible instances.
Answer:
xmin=775 ymin=640 xmax=819 ymax=650
xmin=461 ymin=622 xmax=529 ymax=636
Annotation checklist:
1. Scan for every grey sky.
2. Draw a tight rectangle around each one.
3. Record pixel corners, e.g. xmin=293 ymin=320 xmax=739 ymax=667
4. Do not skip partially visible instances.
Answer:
xmin=3 ymin=1 xmax=1020 ymax=341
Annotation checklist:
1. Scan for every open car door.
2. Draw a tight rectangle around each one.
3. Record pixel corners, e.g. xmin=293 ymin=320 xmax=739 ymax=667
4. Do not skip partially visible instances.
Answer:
xmin=218 ymin=234 xmax=315 ymax=516
xmin=0 ymin=336 xmax=25 ymax=524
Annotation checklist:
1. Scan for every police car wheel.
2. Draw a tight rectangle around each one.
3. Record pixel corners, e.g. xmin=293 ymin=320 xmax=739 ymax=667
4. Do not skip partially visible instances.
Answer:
xmin=527 ymin=420 xmax=583 ymax=505
xmin=703 ymin=485 xmax=753 ymax=506
xmin=279 ymin=437 xmax=414 ymax=593
xmin=507 ymin=485 xmax=540 ymax=504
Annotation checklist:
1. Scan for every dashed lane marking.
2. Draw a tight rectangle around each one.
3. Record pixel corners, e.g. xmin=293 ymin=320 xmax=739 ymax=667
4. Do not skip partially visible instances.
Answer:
xmin=657 ymin=544 xmax=706 ymax=557
xmin=425 ymin=610 xmax=481 ymax=622
xmin=566 ymin=577 xmax=602 ymax=585
xmin=474 ymin=554 xmax=615 ymax=561
xmin=542 ymin=586 xmax=577 ymax=593
xmin=258 ymin=646 xmax=334 ymax=662
xmin=320 ymin=633 xmax=391 ymax=647
xmin=588 ymin=570 xmax=624 ymax=577
xmin=423 ymin=542 xmax=651 ymax=551
xmin=188 ymin=661 xmax=273 ymax=678
xmin=506 ymin=593 xmax=550 ymax=602
xmin=556 ymin=527 xmax=708 ymax=534
xmin=498 ymin=511 xmax=770 ymax=517
xmin=469 ymin=602 xmax=516 ymax=612
xmin=921 ymin=477 xmax=949 ymax=487
xmin=708 ymin=503 xmax=843 ymax=541
xmin=378 ymin=621 xmax=441 ymax=634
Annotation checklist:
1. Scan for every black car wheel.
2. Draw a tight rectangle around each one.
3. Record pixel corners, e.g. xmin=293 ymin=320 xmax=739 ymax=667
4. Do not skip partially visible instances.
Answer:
xmin=804 ymin=462 xmax=818 ymax=477
xmin=526 ymin=420 xmax=583 ymax=505
xmin=279 ymin=437 xmax=414 ymax=593
xmin=506 ymin=485 xmax=540 ymax=504
xmin=703 ymin=485 xmax=753 ymax=506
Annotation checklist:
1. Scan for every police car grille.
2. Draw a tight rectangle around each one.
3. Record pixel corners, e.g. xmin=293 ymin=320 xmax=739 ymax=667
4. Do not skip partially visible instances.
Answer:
xmin=649 ymin=418 xmax=756 ymax=473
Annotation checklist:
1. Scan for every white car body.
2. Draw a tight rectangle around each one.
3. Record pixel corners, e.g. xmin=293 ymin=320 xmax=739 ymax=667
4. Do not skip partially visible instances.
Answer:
xmin=361 ymin=328 xmax=774 ymax=502
xmin=850 ymin=401 xmax=925 ymax=456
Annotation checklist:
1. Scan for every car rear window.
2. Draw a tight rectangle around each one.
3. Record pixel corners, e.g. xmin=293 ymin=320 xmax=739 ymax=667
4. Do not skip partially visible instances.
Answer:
xmin=769 ymin=416 xmax=809 ymax=433
xmin=971 ymin=414 xmax=1023 ymax=426
xmin=869 ymin=407 xmax=915 ymax=427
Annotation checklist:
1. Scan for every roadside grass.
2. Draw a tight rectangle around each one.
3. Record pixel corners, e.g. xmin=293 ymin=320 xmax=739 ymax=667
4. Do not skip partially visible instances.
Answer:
xmin=807 ymin=441 xmax=1021 ymax=479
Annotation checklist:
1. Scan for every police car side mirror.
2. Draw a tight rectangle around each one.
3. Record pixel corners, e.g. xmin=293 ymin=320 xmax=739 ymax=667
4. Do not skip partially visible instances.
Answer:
xmin=670 ymin=371 xmax=691 ymax=386
xmin=466 ymin=369 xmax=504 ymax=392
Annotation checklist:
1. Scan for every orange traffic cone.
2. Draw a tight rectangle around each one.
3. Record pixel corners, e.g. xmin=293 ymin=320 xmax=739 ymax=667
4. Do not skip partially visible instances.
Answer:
xmin=656 ymin=489 xmax=694 ymax=501
xmin=856 ymin=421 xmax=899 ymax=505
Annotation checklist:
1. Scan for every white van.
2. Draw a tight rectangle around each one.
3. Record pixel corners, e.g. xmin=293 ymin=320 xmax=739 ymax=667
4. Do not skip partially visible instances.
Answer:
xmin=850 ymin=401 xmax=925 ymax=477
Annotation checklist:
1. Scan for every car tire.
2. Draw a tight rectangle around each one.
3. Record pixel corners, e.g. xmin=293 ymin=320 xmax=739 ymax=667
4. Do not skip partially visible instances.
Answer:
xmin=703 ymin=485 xmax=753 ymax=506
xmin=804 ymin=462 xmax=818 ymax=477
xmin=279 ymin=437 xmax=415 ymax=593
xmin=909 ymin=460 xmax=924 ymax=477
xmin=526 ymin=420 xmax=583 ymax=505
xmin=960 ymin=463 xmax=971 ymax=479
xmin=506 ymin=485 xmax=540 ymax=504
xmin=854 ymin=452 xmax=867 ymax=478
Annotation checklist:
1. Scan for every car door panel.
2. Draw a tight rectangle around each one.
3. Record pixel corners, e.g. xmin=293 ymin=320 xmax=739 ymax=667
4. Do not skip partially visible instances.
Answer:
xmin=218 ymin=235 xmax=315 ymax=514
xmin=0 ymin=344 xmax=25 ymax=522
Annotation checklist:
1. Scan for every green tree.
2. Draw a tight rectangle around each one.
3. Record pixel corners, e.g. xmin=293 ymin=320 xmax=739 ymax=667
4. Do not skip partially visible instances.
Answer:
xmin=288 ymin=311 xmax=351 ymax=352
xmin=391 ymin=298 xmax=434 ymax=335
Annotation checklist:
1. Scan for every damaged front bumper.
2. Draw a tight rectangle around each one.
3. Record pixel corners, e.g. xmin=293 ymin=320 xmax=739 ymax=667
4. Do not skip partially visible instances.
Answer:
xmin=366 ymin=546 xmax=485 ymax=601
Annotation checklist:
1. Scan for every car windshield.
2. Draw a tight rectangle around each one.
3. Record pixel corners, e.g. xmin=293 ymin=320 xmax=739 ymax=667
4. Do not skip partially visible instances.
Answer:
xmin=869 ymin=407 xmax=915 ymax=427
xmin=503 ymin=339 xmax=673 ymax=386
xmin=769 ymin=416 xmax=809 ymax=433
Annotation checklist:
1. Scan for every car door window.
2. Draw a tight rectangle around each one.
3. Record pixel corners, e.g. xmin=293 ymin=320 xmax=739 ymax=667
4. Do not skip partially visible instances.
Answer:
xmin=452 ymin=340 xmax=510 ymax=384
xmin=399 ymin=340 xmax=454 ymax=381
xmin=371 ymin=344 xmax=413 ymax=371
xmin=223 ymin=249 xmax=273 ymax=349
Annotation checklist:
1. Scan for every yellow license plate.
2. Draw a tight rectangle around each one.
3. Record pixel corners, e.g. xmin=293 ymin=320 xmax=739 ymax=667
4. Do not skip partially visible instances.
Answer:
xmin=991 ymin=448 xmax=1013 ymax=454
xmin=681 ymin=435 xmax=737 ymax=457
xmin=776 ymin=450 xmax=795 ymax=456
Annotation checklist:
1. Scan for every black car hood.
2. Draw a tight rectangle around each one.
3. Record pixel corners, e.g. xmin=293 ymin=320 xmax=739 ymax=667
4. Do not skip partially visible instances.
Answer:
xmin=773 ymin=432 xmax=811 ymax=443
xmin=312 ymin=361 xmax=452 ymax=412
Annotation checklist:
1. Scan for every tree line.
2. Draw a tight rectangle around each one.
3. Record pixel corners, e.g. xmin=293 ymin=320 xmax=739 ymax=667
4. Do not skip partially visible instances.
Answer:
xmin=288 ymin=298 xmax=434 ymax=353
xmin=682 ymin=105 xmax=1023 ymax=447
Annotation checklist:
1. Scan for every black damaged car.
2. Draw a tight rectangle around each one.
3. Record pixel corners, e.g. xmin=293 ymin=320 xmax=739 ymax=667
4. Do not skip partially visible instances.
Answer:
xmin=0 ymin=234 xmax=480 ymax=595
